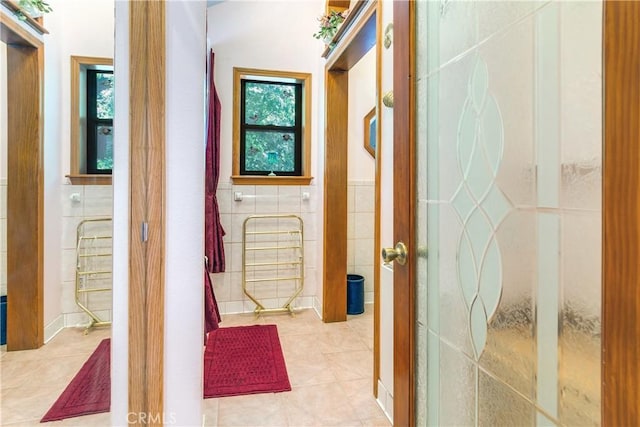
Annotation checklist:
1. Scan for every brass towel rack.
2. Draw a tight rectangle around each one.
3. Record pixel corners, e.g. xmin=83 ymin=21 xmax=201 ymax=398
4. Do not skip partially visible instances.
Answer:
xmin=242 ymin=214 xmax=304 ymax=316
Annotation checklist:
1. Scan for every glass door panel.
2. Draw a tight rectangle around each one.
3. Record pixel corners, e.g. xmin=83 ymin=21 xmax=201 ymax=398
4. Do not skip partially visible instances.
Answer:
xmin=415 ymin=1 xmax=602 ymax=425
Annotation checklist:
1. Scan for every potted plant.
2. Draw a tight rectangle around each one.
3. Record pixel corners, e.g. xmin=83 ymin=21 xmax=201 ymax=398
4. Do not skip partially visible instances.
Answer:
xmin=15 ymin=0 xmax=52 ymax=20
xmin=313 ymin=9 xmax=349 ymax=44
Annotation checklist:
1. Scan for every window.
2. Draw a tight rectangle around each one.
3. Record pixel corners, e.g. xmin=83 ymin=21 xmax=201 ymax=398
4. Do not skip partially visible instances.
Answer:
xmin=232 ymin=68 xmax=312 ymax=185
xmin=69 ymin=56 xmax=114 ymax=185
xmin=86 ymin=69 xmax=114 ymax=174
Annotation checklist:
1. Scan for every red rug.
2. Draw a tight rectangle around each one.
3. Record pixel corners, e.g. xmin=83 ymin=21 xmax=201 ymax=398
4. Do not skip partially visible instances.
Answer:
xmin=41 ymin=325 xmax=290 ymax=422
xmin=41 ymin=339 xmax=111 ymax=422
xmin=204 ymin=324 xmax=291 ymax=398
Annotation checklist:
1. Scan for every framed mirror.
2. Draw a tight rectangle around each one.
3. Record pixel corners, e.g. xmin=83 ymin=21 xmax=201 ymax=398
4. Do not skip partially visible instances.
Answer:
xmin=363 ymin=106 xmax=376 ymax=158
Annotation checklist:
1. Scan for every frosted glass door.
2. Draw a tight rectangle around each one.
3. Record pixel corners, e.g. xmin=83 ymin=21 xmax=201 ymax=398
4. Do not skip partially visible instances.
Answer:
xmin=415 ymin=1 xmax=602 ymax=425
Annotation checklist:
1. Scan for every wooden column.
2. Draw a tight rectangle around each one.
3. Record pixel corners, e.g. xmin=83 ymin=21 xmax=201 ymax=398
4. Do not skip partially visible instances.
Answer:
xmin=128 ymin=1 xmax=166 ymax=423
xmin=322 ymin=69 xmax=349 ymax=322
xmin=6 ymin=42 xmax=44 ymax=351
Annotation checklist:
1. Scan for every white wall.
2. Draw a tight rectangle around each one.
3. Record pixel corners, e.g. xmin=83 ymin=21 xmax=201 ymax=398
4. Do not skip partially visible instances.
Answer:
xmin=165 ymin=2 xmax=207 ymax=424
xmin=49 ymin=0 xmax=115 ymax=176
xmin=111 ymin=1 xmax=128 ymax=423
xmin=42 ymin=0 xmax=114 ymax=339
xmin=42 ymin=2 xmax=64 ymax=334
xmin=346 ymin=47 xmax=376 ymax=303
xmin=207 ymin=0 xmax=326 ymax=314
xmin=207 ymin=0 xmax=325 ymax=183
xmin=348 ymin=47 xmax=376 ymax=181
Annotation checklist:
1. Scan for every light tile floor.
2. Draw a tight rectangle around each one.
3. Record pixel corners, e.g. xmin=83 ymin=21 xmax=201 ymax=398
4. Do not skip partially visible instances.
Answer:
xmin=1 ymin=304 xmax=391 ymax=426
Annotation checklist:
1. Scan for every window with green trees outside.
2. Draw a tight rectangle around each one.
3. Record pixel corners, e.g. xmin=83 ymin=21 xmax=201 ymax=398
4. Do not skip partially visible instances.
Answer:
xmin=232 ymin=68 xmax=312 ymax=185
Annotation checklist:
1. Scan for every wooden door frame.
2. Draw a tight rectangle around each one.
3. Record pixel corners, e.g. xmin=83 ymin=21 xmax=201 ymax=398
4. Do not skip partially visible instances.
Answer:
xmin=602 ymin=2 xmax=640 ymax=424
xmin=322 ymin=2 xmax=377 ymax=323
xmin=392 ymin=1 xmax=414 ymax=425
xmin=321 ymin=0 xmax=379 ymax=396
xmin=1 ymin=9 xmax=45 ymax=351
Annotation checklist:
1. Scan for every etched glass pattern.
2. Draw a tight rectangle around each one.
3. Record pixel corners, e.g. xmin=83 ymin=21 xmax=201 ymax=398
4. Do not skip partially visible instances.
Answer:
xmin=452 ymin=57 xmax=510 ymax=359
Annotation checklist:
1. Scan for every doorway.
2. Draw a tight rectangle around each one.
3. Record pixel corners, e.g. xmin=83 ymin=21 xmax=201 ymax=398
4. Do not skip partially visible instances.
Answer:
xmin=322 ymin=0 xmax=387 ymax=413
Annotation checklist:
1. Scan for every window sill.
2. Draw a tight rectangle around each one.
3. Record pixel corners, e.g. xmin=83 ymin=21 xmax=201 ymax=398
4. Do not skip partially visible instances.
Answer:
xmin=66 ymin=174 xmax=112 ymax=185
xmin=231 ymin=175 xmax=314 ymax=186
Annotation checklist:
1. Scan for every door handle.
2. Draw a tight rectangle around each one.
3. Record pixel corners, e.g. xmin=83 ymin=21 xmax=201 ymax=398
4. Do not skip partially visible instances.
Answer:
xmin=383 ymin=91 xmax=394 ymax=108
xmin=381 ymin=242 xmax=408 ymax=265
xmin=384 ymin=23 xmax=393 ymax=49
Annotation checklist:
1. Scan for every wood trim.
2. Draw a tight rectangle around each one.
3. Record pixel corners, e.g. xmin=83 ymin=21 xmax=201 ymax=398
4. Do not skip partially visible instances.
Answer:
xmin=128 ymin=1 xmax=165 ymax=424
xmin=327 ymin=0 xmax=350 ymax=11
xmin=322 ymin=69 xmax=348 ymax=322
xmin=6 ymin=43 xmax=44 ymax=350
xmin=230 ymin=176 xmax=313 ymax=186
xmin=373 ymin=0 xmax=382 ymax=397
xmin=231 ymin=67 xmax=312 ymax=184
xmin=603 ymin=2 xmax=640 ymax=425
xmin=69 ymin=56 xmax=113 ymax=177
xmin=0 ymin=9 xmax=42 ymax=47
xmin=129 ymin=2 xmax=147 ymax=417
xmin=393 ymin=0 xmax=415 ymax=425
xmin=324 ymin=1 xmax=377 ymax=70
xmin=1 ymin=0 xmax=48 ymax=35
xmin=70 ymin=56 xmax=80 ymax=175
xmin=322 ymin=0 xmax=370 ymax=60
xmin=66 ymin=174 xmax=112 ymax=186
xmin=363 ymin=106 xmax=375 ymax=158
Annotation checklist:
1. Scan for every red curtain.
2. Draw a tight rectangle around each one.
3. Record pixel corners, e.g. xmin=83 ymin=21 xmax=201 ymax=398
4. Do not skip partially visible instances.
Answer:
xmin=204 ymin=266 xmax=221 ymax=338
xmin=204 ymin=49 xmax=224 ymax=338
xmin=205 ymin=49 xmax=225 ymax=273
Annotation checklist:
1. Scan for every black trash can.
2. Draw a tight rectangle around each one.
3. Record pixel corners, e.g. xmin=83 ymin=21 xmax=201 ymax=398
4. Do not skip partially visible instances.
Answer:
xmin=346 ymin=274 xmax=365 ymax=315
xmin=1 ymin=295 xmax=6 ymax=345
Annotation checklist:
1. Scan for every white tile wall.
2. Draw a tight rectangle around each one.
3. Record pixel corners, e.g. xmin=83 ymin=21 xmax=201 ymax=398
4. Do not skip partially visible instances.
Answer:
xmin=55 ymin=180 xmax=318 ymax=321
xmin=347 ymin=181 xmax=375 ymax=303
xmin=1 ymin=181 xmax=112 ymax=329
xmin=211 ymin=181 xmax=319 ymax=315
xmin=60 ymin=184 xmax=113 ymax=326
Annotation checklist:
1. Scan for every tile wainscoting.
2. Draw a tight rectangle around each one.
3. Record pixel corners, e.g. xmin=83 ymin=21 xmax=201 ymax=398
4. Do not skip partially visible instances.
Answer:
xmin=348 ymin=180 xmax=375 ymax=304
xmin=210 ymin=181 xmax=320 ymax=315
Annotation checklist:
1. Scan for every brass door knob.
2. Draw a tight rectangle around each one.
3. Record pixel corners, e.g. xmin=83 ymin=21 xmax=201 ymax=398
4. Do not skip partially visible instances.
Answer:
xmin=384 ymin=23 xmax=393 ymax=49
xmin=381 ymin=242 xmax=408 ymax=265
xmin=383 ymin=91 xmax=394 ymax=108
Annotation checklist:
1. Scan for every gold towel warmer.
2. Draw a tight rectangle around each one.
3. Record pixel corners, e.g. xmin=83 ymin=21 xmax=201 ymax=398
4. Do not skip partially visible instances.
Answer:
xmin=242 ymin=214 xmax=304 ymax=316
xmin=75 ymin=218 xmax=112 ymax=333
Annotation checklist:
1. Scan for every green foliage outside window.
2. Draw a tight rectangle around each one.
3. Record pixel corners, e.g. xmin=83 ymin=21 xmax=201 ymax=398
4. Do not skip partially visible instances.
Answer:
xmin=96 ymin=73 xmax=114 ymax=119
xmin=244 ymin=82 xmax=295 ymax=127
xmin=95 ymin=73 xmax=113 ymax=171
xmin=241 ymin=79 xmax=302 ymax=175
xmin=245 ymin=131 xmax=295 ymax=172
xmin=87 ymin=70 xmax=114 ymax=174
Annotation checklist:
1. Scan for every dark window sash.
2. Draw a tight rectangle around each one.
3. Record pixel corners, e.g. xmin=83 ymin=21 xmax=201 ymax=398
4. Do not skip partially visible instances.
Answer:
xmin=239 ymin=78 xmax=303 ymax=176
xmin=86 ymin=69 xmax=114 ymax=174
